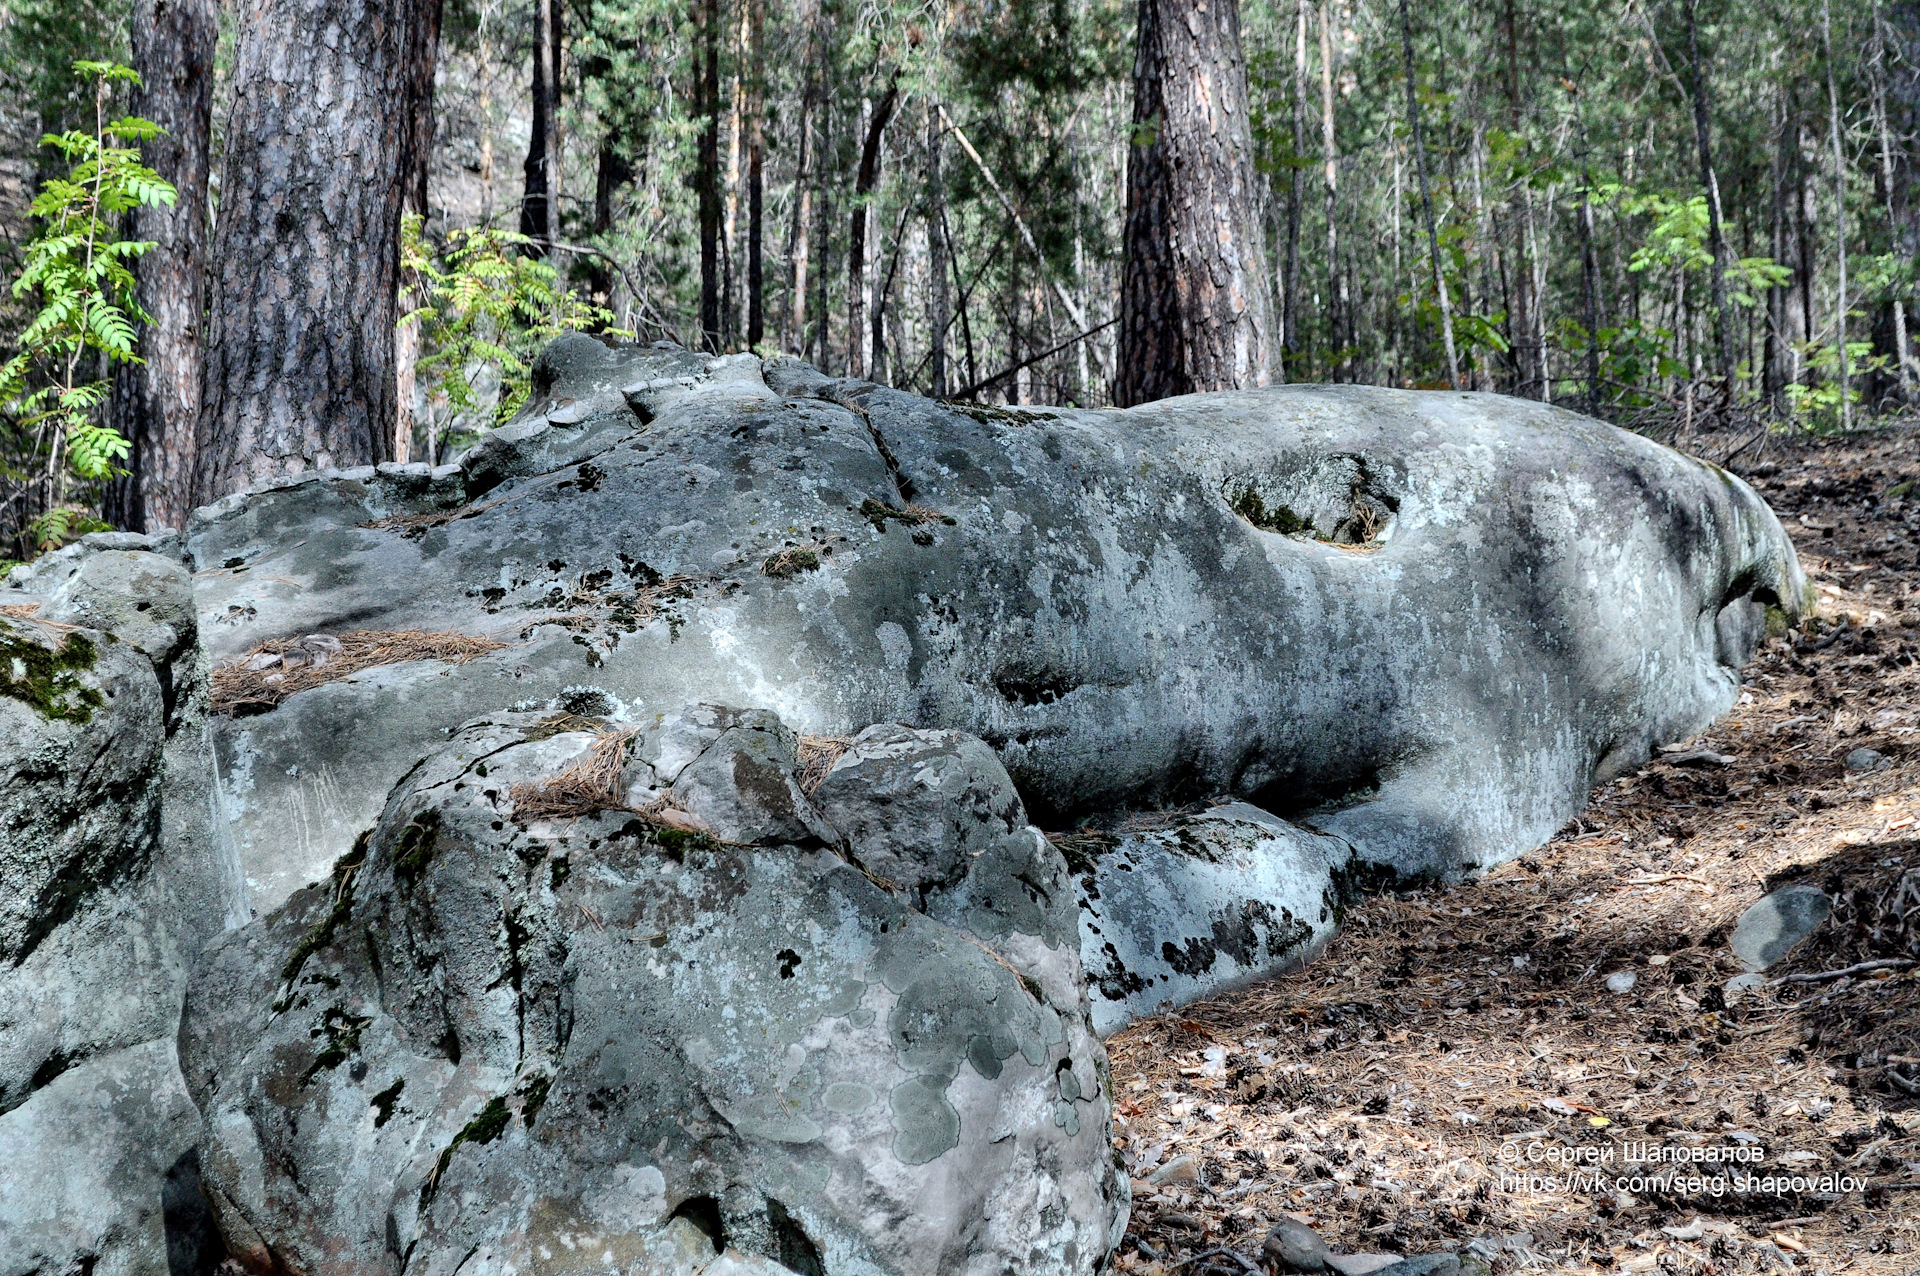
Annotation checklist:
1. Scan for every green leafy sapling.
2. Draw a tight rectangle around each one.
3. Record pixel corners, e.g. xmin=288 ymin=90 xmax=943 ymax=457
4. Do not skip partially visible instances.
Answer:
xmin=0 ymin=60 xmax=175 ymax=553
xmin=399 ymin=215 xmax=627 ymax=464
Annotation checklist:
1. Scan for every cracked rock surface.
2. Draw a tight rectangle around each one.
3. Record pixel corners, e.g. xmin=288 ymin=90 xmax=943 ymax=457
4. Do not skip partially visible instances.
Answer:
xmin=179 ymin=704 xmax=1126 ymax=1276
xmin=185 ymin=338 xmax=1805 ymax=942
xmin=0 ymin=535 xmax=245 ymax=1276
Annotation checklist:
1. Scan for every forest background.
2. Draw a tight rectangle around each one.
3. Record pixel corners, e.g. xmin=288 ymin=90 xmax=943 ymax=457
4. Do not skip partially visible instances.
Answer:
xmin=0 ymin=0 xmax=1916 ymax=556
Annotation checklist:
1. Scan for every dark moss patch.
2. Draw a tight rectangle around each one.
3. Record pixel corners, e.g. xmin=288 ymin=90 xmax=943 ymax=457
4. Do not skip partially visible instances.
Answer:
xmin=392 ymin=811 xmax=442 ymax=887
xmin=0 ymin=626 xmax=105 ymax=723
xmin=1227 ymin=487 xmax=1310 ymax=536
xmin=859 ymin=498 xmax=956 ymax=531
xmin=652 ymin=825 xmax=721 ymax=861
xmin=762 ymin=546 xmax=821 ymax=577
xmin=300 ymin=1005 xmax=372 ymax=1085
xmin=517 ymin=1072 xmax=553 ymax=1127
xmin=420 ymin=1095 xmax=513 ymax=1206
xmin=371 ymin=1078 xmax=404 ymax=1127
xmin=277 ymin=831 xmax=372 ymax=1006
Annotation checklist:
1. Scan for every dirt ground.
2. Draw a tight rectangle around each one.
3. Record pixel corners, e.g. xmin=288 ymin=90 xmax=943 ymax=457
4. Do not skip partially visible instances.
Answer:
xmin=1103 ymin=426 xmax=1920 ymax=1276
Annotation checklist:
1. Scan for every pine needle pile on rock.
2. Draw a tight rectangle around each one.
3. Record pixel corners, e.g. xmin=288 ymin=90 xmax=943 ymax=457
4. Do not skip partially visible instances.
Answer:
xmin=795 ymin=733 xmax=851 ymax=792
xmin=508 ymin=728 xmax=633 ymax=821
xmin=212 ymin=629 xmax=506 ymax=714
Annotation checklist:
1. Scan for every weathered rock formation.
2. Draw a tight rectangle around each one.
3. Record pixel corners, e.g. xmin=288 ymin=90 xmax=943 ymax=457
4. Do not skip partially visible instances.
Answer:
xmin=1 ymin=536 xmax=245 ymax=1276
xmin=180 ymin=706 xmax=1125 ymax=1275
xmin=0 ymin=337 xmax=1808 ymax=1275
xmin=172 ymin=336 xmax=1803 ymax=1014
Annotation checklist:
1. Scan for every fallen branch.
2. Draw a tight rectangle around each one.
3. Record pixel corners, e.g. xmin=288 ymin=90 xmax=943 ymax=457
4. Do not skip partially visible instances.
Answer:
xmin=1171 ymin=1248 xmax=1262 ymax=1273
xmin=938 ymin=105 xmax=1114 ymax=385
xmin=1770 ymin=958 xmax=1915 ymax=986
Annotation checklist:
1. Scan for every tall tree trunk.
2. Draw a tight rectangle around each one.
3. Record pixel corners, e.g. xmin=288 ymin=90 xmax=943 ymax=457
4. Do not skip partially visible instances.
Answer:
xmin=197 ymin=0 xmax=440 ymax=503
xmin=520 ymin=0 xmax=554 ymax=246
xmin=848 ymin=76 xmax=899 ymax=382
xmin=1318 ymin=0 xmax=1347 ymax=382
xmin=1115 ymin=0 xmax=1275 ymax=405
xmin=789 ymin=35 xmax=814 ymax=354
xmin=1283 ymin=0 xmax=1306 ymax=371
xmin=1823 ymin=0 xmax=1852 ymax=427
xmin=746 ymin=0 xmax=765 ymax=347
xmin=392 ymin=0 xmax=443 ymax=466
xmin=927 ymin=101 xmax=949 ymax=396
xmin=1503 ymin=0 xmax=1536 ymax=396
xmin=1683 ymin=0 xmax=1736 ymax=389
xmin=106 ymin=0 xmax=215 ymax=532
xmin=1766 ymin=89 xmax=1791 ymax=409
xmin=1873 ymin=0 xmax=1912 ymax=398
xmin=1578 ymin=168 xmax=1602 ymax=412
xmin=1399 ymin=0 xmax=1459 ymax=389
xmin=696 ymin=0 xmax=722 ymax=350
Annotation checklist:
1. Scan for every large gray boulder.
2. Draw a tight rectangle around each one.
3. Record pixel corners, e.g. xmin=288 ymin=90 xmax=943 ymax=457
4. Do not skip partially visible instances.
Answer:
xmin=179 ymin=705 xmax=1125 ymax=1276
xmin=181 ymin=338 xmax=1806 ymax=931
xmin=0 ymin=536 xmax=246 ymax=1276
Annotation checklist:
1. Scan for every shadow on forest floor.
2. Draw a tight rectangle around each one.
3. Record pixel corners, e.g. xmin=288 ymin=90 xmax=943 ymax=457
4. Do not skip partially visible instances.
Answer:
xmin=1105 ymin=423 xmax=1920 ymax=1276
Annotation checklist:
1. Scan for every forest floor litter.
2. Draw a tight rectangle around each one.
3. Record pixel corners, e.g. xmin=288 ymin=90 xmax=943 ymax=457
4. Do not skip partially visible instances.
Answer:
xmin=1104 ymin=425 xmax=1920 ymax=1276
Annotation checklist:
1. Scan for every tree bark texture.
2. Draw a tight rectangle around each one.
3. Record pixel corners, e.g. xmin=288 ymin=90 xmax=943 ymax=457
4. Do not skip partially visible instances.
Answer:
xmin=927 ymin=101 xmax=950 ymax=397
xmin=519 ymin=0 xmax=553 ymax=244
xmin=107 ymin=0 xmax=215 ymax=532
xmin=198 ymin=0 xmax=440 ymax=502
xmin=697 ymin=0 xmax=722 ymax=350
xmin=1116 ymin=0 xmax=1275 ymax=406
xmin=393 ymin=0 xmax=443 ymax=465
xmin=1684 ymin=0 xmax=1736 ymax=387
xmin=746 ymin=0 xmax=765 ymax=347
xmin=848 ymin=77 xmax=899 ymax=382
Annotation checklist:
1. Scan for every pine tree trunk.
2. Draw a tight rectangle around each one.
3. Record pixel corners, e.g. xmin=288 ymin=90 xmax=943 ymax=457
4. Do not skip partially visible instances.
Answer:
xmin=789 ymin=41 xmax=814 ymax=354
xmin=1823 ymin=0 xmax=1852 ymax=428
xmin=1502 ymin=0 xmax=1536 ymax=397
xmin=520 ymin=0 xmax=552 ymax=245
xmin=1283 ymin=0 xmax=1306 ymax=371
xmin=848 ymin=78 xmax=898 ymax=383
xmin=746 ymin=0 xmax=765 ymax=347
xmin=1116 ymin=0 xmax=1274 ymax=405
xmin=1318 ymin=0 xmax=1347 ymax=382
xmin=927 ymin=101 xmax=950 ymax=396
xmin=1684 ymin=0 xmax=1736 ymax=389
xmin=697 ymin=0 xmax=722 ymax=350
xmin=392 ymin=0 xmax=443 ymax=466
xmin=197 ymin=0 xmax=441 ymax=503
xmin=1399 ymin=0 xmax=1459 ymax=389
xmin=106 ymin=0 xmax=215 ymax=532
xmin=1766 ymin=90 xmax=1790 ymax=408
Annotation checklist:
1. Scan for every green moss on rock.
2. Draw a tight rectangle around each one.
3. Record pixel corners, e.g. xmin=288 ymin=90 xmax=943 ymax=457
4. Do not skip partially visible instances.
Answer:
xmin=0 ymin=625 xmax=105 ymax=723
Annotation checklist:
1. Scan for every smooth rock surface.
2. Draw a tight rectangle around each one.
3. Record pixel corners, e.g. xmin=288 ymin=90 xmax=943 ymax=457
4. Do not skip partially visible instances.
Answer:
xmin=810 ymin=724 xmax=1025 ymax=892
xmin=1074 ymin=802 xmax=1345 ymax=1034
xmin=0 ymin=1036 xmax=209 ymax=1276
xmin=1731 ymin=884 xmax=1832 ymax=971
xmin=1844 ymin=746 xmax=1891 ymax=774
xmin=1263 ymin=1215 xmax=1335 ymax=1271
xmin=179 ymin=705 xmax=1125 ymax=1275
xmin=184 ymin=339 xmax=1807 ymax=923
